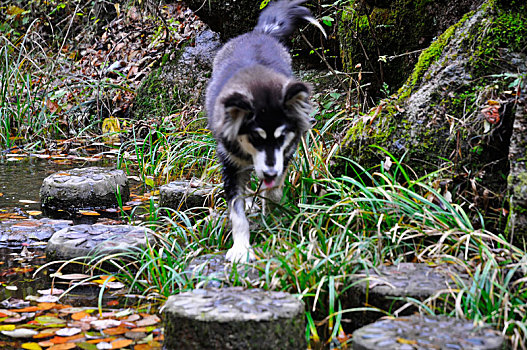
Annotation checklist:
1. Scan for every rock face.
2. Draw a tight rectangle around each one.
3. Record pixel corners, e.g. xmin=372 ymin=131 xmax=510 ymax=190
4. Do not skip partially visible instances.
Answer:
xmin=0 ymin=218 xmax=72 ymax=248
xmin=338 ymin=0 xmax=479 ymax=95
xmin=182 ymin=0 xmax=261 ymax=40
xmin=352 ymin=314 xmax=504 ymax=350
xmin=45 ymin=224 xmax=154 ymax=263
xmin=40 ymin=167 xmax=129 ymax=214
xmin=507 ymin=83 xmax=527 ymax=239
xmin=131 ymin=29 xmax=221 ymax=121
xmin=338 ymin=0 xmax=527 ymax=234
xmin=163 ymin=287 xmax=306 ymax=350
xmin=343 ymin=263 xmax=470 ymax=330
xmin=159 ymin=180 xmax=217 ymax=211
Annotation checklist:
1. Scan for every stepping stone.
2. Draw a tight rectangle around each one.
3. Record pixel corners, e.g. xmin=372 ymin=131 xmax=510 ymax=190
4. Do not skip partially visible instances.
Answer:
xmin=0 ymin=218 xmax=72 ymax=248
xmin=163 ymin=287 xmax=305 ymax=350
xmin=40 ymin=167 xmax=129 ymax=214
xmin=159 ymin=179 xmax=216 ymax=211
xmin=46 ymin=224 xmax=154 ymax=263
xmin=352 ymin=314 xmax=504 ymax=350
xmin=185 ymin=254 xmax=260 ymax=288
xmin=344 ymin=263 xmax=471 ymax=330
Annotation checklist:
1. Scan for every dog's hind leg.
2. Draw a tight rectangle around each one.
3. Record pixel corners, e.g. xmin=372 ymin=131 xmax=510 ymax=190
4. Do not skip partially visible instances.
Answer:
xmin=223 ymin=165 xmax=255 ymax=262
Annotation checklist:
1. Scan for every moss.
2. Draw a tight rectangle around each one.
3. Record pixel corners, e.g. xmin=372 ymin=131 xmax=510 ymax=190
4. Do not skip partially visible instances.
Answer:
xmin=396 ymin=13 xmax=470 ymax=100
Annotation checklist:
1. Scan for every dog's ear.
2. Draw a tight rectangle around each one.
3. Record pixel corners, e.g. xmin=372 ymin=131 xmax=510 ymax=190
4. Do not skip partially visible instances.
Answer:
xmin=284 ymin=82 xmax=310 ymax=107
xmin=223 ymin=92 xmax=253 ymax=120
xmin=284 ymin=82 xmax=312 ymax=131
xmin=222 ymin=92 xmax=253 ymax=141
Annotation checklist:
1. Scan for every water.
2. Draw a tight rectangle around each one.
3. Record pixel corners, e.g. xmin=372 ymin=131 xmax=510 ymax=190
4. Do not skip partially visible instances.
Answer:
xmin=0 ymin=157 xmax=107 ymax=213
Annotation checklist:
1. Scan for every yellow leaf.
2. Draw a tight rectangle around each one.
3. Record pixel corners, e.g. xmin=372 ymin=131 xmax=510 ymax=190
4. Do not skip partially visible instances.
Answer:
xmin=396 ymin=337 xmax=417 ymax=345
xmin=22 ymin=342 xmax=43 ymax=350
xmin=7 ymin=5 xmax=25 ymax=16
xmin=0 ymin=324 xmax=16 ymax=331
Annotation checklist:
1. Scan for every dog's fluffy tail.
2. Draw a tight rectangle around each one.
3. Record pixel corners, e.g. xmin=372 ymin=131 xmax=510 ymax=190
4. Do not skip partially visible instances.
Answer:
xmin=254 ymin=0 xmax=326 ymax=41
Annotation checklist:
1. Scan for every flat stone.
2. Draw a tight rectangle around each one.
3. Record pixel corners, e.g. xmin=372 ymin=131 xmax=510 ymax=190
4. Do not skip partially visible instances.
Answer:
xmin=40 ymin=167 xmax=129 ymax=214
xmin=353 ymin=315 xmax=504 ymax=350
xmin=45 ymin=224 xmax=154 ymax=263
xmin=159 ymin=179 xmax=217 ymax=211
xmin=343 ymin=263 xmax=471 ymax=330
xmin=185 ymin=254 xmax=260 ymax=288
xmin=163 ymin=287 xmax=305 ymax=349
xmin=0 ymin=218 xmax=72 ymax=248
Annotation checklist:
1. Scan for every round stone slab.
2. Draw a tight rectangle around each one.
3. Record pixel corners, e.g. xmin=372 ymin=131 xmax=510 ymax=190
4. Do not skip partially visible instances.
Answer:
xmin=163 ymin=287 xmax=306 ymax=349
xmin=344 ymin=263 xmax=471 ymax=330
xmin=45 ymin=224 xmax=154 ymax=262
xmin=40 ymin=167 xmax=129 ymax=213
xmin=0 ymin=218 xmax=72 ymax=248
xmin=159 ymin=179 xmax=216 ymax=211
xmin=353 ymin=314 xmax=504 ymax=350
xmin=185 ymin=254 xmax=260 ymax=288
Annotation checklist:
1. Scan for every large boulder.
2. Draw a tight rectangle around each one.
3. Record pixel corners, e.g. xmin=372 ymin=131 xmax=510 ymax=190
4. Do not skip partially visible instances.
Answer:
xmin=338 ymin=0 xmax=479 ymax=95
xmin=131 ymin=29 xmax=221 ymax=121
xmin=337 ymin=0 xmax=527 ymax=235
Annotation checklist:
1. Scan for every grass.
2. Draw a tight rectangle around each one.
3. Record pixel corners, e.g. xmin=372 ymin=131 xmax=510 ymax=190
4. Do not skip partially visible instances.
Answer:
xmin=102 ymin=114 xmax=527 ymax=348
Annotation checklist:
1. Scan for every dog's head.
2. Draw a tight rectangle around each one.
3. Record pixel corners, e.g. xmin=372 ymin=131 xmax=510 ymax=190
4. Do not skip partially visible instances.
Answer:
xmin=220 ymin=75 xmax=312 ymax=188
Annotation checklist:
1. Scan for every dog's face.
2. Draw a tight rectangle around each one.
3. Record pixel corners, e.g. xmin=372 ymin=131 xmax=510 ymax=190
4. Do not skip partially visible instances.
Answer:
xmin=221 ymin=81 xmax=312 ymax=188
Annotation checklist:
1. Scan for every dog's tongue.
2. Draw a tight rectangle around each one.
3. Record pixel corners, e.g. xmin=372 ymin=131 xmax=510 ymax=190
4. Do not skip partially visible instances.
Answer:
xmin=263 ymin=178 xmax=275 ymax=188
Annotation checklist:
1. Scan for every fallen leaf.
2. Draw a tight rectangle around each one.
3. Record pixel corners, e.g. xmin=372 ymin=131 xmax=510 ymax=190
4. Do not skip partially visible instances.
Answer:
xmin=33 ymin=328 xmax=60 ymax=339
xmin=48 ymin=343 xmax=76 ymax=350
xmin=21 ymin=342 xmax=43 ymax=350
xmin=110 ymin=338 xmax=133 ymax=349
xmin=71 ymin=311 xmax=91 ymax=321
xmin=78 ymin=210 xmax=100 ymax=216
xmin=102 ymin=326 xmax=128 ymax=336
xmin=55 ymin=327 xmax=82 ymax=337
xmin=38 ymin=288 xmax=65 ymax=296
xmin=10 ymin=306 xmax=40 ymax=312
xmin=36 ymin=295 xmax=60 ymax=303
xmin=91 ymin=319 xmax=121 ymax=330
xmin=49 ymin=334 xmax=84 ymax=344
xmin=86 ymin=337 xmax=115 ymax=344
xmin=135 ymin=315 xmax=160 ymax=327
xmin=0 ymin=325 xmax=16 ymax=331
xmin=2 ymin=328 xmax=39 ymax=338
xmin=52 ymin=273 xmax=91 ymax=280
xmin=396 ymin=337 xmax=417 ymax=345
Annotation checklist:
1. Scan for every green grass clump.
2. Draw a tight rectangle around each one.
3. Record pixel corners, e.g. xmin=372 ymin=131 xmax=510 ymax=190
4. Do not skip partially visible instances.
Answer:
xmin=103 ymin=113 xmax=527 ymax=348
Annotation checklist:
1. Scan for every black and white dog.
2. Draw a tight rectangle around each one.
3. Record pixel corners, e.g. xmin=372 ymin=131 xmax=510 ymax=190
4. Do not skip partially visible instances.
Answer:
xmin=206 ymin=0 xmax=324 ymax=262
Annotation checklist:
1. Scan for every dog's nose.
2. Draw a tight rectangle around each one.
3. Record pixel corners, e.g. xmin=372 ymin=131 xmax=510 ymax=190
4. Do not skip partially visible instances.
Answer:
xmin=263 ymin=169 xmax=277 ymax=180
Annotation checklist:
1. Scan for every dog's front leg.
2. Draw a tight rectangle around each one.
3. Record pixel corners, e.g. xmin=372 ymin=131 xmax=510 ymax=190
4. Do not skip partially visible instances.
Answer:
xmin=223 ymin=165 xmax=255 ymax=262
xmin=227 ymin=197 xmax=255 ymax=262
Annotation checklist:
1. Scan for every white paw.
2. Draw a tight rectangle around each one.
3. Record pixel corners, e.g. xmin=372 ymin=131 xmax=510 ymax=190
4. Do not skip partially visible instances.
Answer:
xmin=226 ymin=244 xmax=255 ymax=262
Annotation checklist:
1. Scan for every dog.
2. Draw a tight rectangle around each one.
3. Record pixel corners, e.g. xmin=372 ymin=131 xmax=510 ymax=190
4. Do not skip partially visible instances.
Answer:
xmin=206 ymin=0 xmax=325 ymax=262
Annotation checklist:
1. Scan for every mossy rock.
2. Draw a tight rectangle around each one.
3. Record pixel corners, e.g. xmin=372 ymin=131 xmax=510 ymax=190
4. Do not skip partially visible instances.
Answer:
xmin=338 ymin=0 xmax=477 ymax=95
xmin=131 ymin=30 xmax=220 ymax=122
xmin=337 ymin=0 xmax=527 ymax=233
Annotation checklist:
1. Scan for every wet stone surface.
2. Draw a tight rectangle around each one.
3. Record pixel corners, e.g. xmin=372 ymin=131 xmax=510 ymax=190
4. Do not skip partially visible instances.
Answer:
xmin=353 ymin=314 xmax=504 ymax=350
xmin=163 ymin=287 xmax=306 ymax=350
xmin=185 ymin=254 xmax=260 ymax=288
xmin=344 ymin=263 xmax=471 ymax=330
xmin=40 ymin=167 xmax=129 ymax=214
xmin=159 ymin=179 xmax=217 ymax=211
xmin=45 ymin=224 xmax=154 ymax=263
xmin=0 ymin=218 xmax=72 ymax=248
